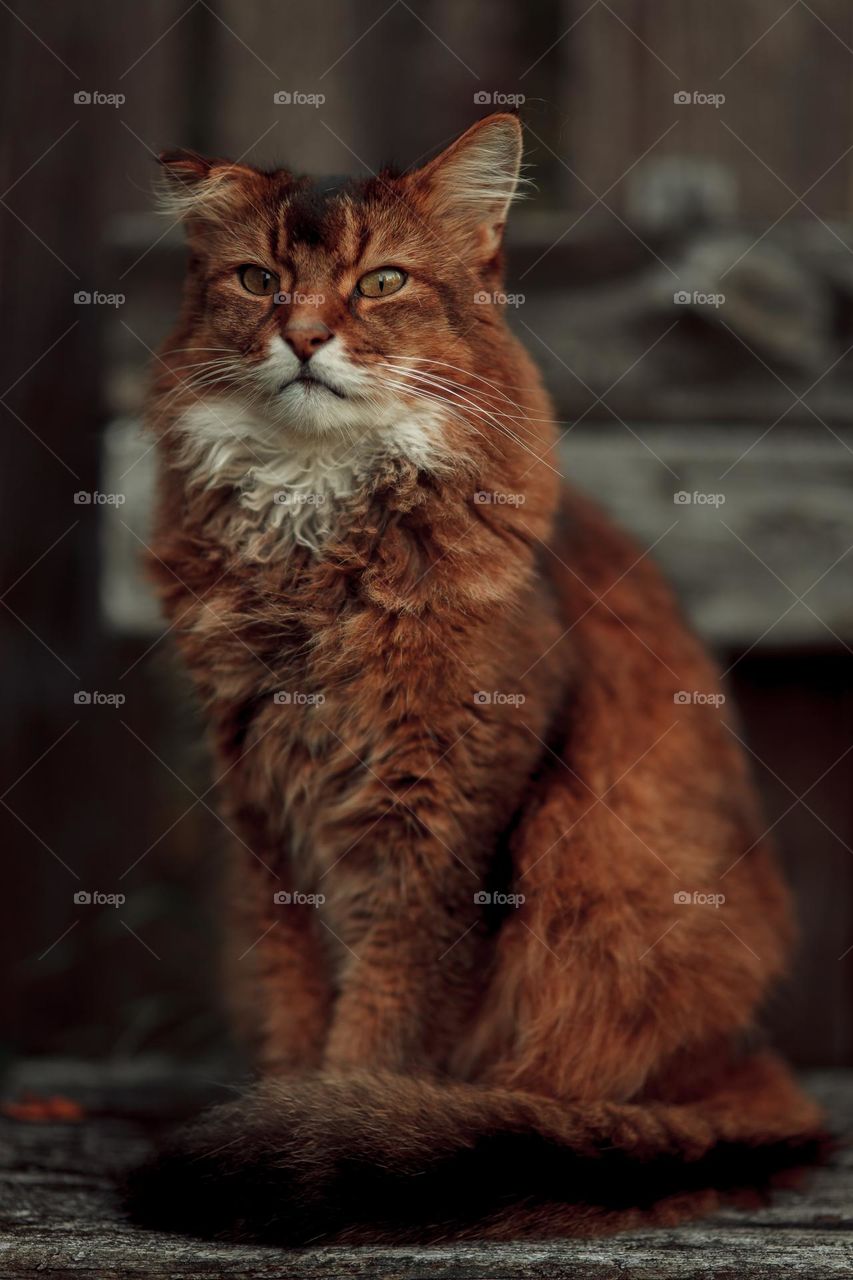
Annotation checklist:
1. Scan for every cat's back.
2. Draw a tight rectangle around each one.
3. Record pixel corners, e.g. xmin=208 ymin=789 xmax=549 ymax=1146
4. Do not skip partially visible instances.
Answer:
xmin=547 ymin=479 xmax=719 ymax=694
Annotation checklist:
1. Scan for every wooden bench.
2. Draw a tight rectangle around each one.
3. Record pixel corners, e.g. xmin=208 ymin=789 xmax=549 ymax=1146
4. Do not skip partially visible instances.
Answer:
xmin=1 ymin=1059 xmax=851 ymax=1278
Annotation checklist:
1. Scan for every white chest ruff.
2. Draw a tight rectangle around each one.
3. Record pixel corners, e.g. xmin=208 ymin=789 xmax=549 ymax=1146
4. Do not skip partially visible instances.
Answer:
xmin=171 ymin=396 xmax=448 ymax=552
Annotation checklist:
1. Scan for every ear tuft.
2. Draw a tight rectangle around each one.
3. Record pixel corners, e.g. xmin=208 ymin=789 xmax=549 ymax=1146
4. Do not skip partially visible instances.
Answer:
xmin=156 ymin=149 xmax=255 ymax=225
xmin=159 ymin=149 xmax=216 ymax=186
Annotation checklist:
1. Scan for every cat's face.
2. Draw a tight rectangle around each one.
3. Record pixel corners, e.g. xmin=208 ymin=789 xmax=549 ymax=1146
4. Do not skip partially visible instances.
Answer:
xmin=156 ymin=115 xmax=524 ymax=462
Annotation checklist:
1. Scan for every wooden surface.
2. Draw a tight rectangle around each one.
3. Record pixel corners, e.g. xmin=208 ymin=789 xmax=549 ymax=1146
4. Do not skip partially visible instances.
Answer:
xmin=0 ymin=1059 xmax=851 ymax=1279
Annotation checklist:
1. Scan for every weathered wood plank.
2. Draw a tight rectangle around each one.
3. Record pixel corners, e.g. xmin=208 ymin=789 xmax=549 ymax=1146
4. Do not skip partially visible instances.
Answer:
xmin=560 ymin=427 xmax=853 ymax=647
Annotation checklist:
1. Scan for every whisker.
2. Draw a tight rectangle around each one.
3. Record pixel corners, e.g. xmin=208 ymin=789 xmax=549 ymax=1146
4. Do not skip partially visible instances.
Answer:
xmin=379 ymin=360 xmax=560 ymax=427
xmin=389 ymin=355 xmax=556 ymax=401
xmin=375 ymin=370 xmax=564 ymax=479
xmin=375 ymin=365 xmax=544 ymax=444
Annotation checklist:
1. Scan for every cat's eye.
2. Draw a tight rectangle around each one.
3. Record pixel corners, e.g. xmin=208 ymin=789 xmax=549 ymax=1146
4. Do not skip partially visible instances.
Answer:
xmin=357 ymin=267 xmax=407 ymax=298
xmin=239 ymin=265 xmax=279 ymax=296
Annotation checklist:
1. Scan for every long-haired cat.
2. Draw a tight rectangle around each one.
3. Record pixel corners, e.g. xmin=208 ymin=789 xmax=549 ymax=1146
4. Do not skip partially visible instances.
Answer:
xmin=128 ymin=113 xmax=822 ymax=1243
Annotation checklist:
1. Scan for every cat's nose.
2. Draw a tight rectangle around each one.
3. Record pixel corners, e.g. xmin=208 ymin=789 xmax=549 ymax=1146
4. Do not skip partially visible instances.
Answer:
xmin=283 ymin=318 xmax=333 ymax=363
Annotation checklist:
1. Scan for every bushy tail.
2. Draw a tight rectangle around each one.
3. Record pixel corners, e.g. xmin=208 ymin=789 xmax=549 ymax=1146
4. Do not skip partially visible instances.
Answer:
xmin=125 ymin=1051 xmax=825 ymax=1244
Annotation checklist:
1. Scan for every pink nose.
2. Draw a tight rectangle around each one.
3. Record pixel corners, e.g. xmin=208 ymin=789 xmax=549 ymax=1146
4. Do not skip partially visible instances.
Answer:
xmin=284 ymin=319 xmax=333 ymax=363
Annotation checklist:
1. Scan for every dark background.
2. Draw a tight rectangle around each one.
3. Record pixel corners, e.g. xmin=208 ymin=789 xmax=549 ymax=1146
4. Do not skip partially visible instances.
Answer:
xmin=1 ymin=0 xmax=852 ymax=1071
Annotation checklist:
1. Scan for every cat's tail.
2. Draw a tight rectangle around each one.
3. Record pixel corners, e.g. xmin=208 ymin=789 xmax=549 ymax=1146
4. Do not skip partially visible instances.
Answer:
xmin=125 ymin=1050 xmax=826 ymax=1244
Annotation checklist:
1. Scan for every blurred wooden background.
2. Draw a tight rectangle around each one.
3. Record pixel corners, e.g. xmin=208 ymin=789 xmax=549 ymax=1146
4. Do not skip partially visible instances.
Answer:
xmin=1 ymin=0 xmax=852 ymax=1070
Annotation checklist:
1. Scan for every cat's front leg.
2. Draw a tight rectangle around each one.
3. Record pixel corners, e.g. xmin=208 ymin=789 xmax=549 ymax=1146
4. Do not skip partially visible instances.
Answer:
xmin=321 ymin=850 xmax=486 ymax=1073
xmin=226 ymin=856 xmax=333 ymax=1074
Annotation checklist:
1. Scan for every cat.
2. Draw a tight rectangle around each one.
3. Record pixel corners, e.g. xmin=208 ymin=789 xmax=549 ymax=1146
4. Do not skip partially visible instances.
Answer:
xmin=128 ymin=113 xmax=823 ymax=1243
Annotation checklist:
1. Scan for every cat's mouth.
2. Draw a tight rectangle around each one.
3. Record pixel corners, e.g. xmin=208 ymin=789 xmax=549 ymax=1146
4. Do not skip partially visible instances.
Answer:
xmin=280 ymin=371 xmax=347 ymax=400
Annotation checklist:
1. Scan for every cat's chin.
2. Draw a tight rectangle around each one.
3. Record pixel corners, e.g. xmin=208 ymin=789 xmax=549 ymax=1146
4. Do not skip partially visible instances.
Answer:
xmin=278 ymin=372 xmax=348 ymax=401
xmin=270 ymin=386 xmax=442 ymax=450
xmin=273 ymin=379 xmax=373 ymax=438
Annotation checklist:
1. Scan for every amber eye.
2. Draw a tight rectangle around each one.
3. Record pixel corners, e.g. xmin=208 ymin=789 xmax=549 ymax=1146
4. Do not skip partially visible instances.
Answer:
xmin=238 ymin=265 xmax=279 ymax=296
xmin=357 ymin=267 xmax=407 ymax=298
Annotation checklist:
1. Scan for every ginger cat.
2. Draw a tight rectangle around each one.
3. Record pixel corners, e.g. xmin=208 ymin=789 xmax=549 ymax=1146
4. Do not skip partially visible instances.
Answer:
xmin=129 ymin=114 xmax=822 ymax=1242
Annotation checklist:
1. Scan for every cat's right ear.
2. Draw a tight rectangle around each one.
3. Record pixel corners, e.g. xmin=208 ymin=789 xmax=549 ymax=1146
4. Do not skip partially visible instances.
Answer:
xmin=157 ymin=149 xmax=256 ymax=228
xmin=404 ymin=115 xmax=525 ymax=265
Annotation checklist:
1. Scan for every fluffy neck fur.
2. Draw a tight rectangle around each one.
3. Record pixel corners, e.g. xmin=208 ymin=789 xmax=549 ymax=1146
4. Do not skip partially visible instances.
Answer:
xmin=171 ymin=396 xmax=452 ymax=554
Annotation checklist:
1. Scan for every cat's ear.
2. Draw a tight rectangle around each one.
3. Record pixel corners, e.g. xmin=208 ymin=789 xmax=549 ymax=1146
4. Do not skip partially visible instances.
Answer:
xmin=157 ymin=149 xmax=259 ymax=227
xmin=406 ymin=114 xmax=524 ymax=262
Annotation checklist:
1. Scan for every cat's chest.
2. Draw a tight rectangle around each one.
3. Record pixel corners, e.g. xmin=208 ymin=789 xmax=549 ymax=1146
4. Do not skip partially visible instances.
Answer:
xmin=172 ymin=396 xmax=443 ymax=554
xmin=234 ymin=681 xmax=389 ymax=897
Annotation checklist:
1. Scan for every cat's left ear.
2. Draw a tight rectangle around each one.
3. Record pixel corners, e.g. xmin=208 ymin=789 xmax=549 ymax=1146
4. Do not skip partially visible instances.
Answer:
xmin=405 ymin=114 xmax=524 ymax=263
xmin=157 ymin=149 xmax=261 ymax=228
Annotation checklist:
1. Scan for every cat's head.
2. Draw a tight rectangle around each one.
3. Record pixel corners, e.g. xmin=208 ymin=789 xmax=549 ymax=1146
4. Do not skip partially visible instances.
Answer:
xmin=155 ymin=115 xmax=531 ymax=460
